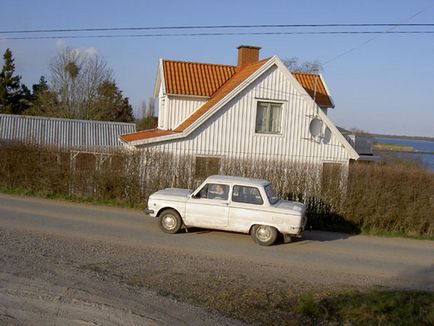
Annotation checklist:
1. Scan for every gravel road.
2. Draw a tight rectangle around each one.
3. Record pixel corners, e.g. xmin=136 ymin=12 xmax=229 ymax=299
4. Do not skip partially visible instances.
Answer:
xmin=0 ymin=193 xmax=433 ymax=325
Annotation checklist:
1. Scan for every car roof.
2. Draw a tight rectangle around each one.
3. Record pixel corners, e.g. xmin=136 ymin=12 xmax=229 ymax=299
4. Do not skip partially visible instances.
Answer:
xmin=205 ymin=175 xmax=269 ymax=187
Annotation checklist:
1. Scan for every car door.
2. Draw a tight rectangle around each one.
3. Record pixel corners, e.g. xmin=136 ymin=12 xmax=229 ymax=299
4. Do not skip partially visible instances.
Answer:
xmin=185 ymin=183 xmax=230 ymax=228
xmin=228 ymin=185 xmax=265 ymax=232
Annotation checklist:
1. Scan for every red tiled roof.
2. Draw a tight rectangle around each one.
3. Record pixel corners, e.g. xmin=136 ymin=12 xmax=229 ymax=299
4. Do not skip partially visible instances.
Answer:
xmin=163 ymin=60 xmax=333 ymax=108
xmin=174 ymin=58 xmax=271 ymax=132
xmin=120 ymin=58 xmax=271 ymax=142
xmin=120 ymin=58 xmax=334 ymax=143
xmin=163 ymin=60 xmax=236 ymax=97
xmin=120 ymin=128 xmax=178 ymax=142
xmin=292 ymin=72 xmax=333 ymax=108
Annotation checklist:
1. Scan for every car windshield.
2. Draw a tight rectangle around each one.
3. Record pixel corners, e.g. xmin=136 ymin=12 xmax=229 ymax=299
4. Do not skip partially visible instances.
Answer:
xmin=264 ymin=184 xmax=279 ymax=205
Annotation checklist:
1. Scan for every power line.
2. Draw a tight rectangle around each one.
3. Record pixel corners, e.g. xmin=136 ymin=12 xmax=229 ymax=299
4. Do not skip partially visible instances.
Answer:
xmin=0 ymin=23 xmax=434 ymax=34
xmin=323 ymin=4 xmax=434 ymax=65
xmin=2 ymin=30 xmax=434 ymax=40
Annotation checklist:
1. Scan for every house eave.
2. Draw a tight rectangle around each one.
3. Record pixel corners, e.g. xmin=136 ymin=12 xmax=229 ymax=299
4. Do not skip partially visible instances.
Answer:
xmin=319 ymin=74 xmax=335 ymax=109
xmin=153 ymin=59 xmax=165 ymax=98
xmin=166 ymin=93 xmax=210 ymax=100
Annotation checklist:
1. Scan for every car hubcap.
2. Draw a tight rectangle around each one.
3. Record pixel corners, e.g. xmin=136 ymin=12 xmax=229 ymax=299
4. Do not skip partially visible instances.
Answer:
xmin=256 ymin=226 xmax=272 ymax=242
xmin=162 ymin=215 xmax=176 ymax=230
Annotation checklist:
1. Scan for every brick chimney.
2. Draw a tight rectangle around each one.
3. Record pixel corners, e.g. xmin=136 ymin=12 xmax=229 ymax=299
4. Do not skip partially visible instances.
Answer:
xmin=237 ymin=45 xmax=261 ymax=66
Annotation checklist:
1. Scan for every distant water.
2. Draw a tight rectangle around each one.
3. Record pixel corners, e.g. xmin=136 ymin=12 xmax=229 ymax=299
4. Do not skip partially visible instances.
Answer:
xmin=374 ymin=137 xmax=434 ymax=171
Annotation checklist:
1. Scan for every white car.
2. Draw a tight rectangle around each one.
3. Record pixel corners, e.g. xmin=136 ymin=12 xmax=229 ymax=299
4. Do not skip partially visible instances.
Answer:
xmin=145 ymin=175 xmax=307 ymax=246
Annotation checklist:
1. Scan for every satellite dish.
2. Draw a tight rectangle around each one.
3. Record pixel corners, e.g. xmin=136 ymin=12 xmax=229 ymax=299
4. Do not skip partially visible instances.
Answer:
xmin=323 ymin=127 xmax=332 ymax=144
xmin=309 ymin=117 xmax=323 ymax=138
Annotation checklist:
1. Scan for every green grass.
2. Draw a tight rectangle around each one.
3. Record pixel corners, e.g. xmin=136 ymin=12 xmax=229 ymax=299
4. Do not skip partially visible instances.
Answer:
xmin=299 ymin=289 xmax=434 ymax=326
xmin=296 ymin=293 xmax=323 ymax=318
xmin=361 ymin=227 xmax=434 ymax=241
xmin=82 ymin=261 xmax=434 ymax=326
xmin=0 ymin=185 xmax=146 ymax=210
xmin=120 ymin=271 xmax=433 ymax=325
xmin=373 ymin=142 xmax=415 ymax=152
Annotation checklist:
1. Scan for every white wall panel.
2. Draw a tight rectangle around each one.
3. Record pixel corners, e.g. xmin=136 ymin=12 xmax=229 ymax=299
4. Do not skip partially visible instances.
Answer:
xmin=165 ymin=96 xmax=207 ymax=129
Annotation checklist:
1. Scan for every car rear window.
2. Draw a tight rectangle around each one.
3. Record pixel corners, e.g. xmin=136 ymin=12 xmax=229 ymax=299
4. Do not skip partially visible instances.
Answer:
xmin=232 ymin=185 xmax=263 ymax=205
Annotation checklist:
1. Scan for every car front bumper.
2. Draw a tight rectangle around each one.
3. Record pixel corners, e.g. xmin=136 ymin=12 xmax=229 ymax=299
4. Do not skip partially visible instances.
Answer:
xmin=144 ymin=208 xmax=155 ymax=215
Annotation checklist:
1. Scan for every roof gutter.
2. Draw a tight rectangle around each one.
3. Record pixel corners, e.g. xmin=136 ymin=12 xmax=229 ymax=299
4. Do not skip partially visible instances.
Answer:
xmin=319 ymin=74 xmax=335 ymax=109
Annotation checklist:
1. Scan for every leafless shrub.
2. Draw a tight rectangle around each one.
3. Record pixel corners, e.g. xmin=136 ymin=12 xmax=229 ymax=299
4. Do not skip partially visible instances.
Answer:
xmin=0 ymin=144 xmax=432 ymax=236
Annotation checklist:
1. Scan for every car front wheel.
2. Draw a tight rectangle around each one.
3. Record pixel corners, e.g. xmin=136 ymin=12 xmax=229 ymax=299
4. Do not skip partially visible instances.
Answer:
xmin=251 ymin=225 xmax=278 ymax=246
xmin=158 ymin=209 xmax=182 ymax=234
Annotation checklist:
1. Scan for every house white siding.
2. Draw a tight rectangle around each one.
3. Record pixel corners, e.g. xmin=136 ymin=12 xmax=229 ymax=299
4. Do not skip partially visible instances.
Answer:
xmin=165 ymin=96 xmax=208 ymax=129
xmin=141 ymin=65 xmax=351 ymax=164
xmin=157 ymin=80 xmax=208 ymax=130
xmin=157 ymin=85 xmax=166 ymax=129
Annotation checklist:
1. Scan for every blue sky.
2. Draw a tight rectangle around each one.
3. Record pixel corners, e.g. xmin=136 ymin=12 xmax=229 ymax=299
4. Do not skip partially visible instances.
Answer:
xmin=1 ymin=0 xmax=433 ymax=136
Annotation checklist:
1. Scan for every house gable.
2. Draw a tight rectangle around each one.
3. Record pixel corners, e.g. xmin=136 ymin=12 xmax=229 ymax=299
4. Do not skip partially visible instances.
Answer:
xmin=272 ymin=58 xmax=358 ymax=159
xmin=168 ymin=62 xmax=357 ymax=162
xmin=149 ymin=55 xmax=335 ymax=131
xmin=173 ymin=57 xmax=272 ymax=133
xmin=122 ymin=56 xmax=359 ymax=161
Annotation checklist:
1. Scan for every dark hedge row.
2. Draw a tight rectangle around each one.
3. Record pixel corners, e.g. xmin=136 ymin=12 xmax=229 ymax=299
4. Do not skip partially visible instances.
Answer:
xmin=0 ymin=144 xmax=432 ymax=237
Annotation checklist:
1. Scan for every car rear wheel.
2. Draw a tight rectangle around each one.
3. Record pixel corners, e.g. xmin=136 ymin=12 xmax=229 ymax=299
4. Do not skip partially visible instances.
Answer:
xmin=158 ymin=209 xmax=182 ymax=234
xmin=251 ymin=225 xmax=278 ymax=246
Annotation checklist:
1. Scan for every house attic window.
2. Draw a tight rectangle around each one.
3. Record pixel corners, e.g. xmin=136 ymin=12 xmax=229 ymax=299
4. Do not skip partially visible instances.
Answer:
xmin=255 ymin=101 xmax=282 ymax=134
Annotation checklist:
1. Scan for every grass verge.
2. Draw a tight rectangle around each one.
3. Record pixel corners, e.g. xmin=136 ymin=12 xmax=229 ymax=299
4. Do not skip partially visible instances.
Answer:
xmin=361 ymin=228 xmax=434 ymax=241
xmin=79 ymin=261 xmax=434 ymax=326
xmin=0 ymin=185 xmax=146 ymax=210
xmin=297 ymin=289 xmax=434 ymax=326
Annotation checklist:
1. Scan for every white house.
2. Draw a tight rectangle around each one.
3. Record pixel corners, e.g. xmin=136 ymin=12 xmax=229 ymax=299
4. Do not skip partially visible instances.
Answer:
xmin=120 ymin=46 xmax=359 ymax=174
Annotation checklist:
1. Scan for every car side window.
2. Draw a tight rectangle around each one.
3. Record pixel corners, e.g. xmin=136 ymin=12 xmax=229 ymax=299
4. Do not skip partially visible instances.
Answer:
xmin=207 ymin=183 xmax=229 ymax=200
xmin=232 ymin=185 xmax=263 ymax=205
xmin=195 ymin=183 xmax=229 ymax=200
xmin=196 ymin=184 xmax=209 ymax=199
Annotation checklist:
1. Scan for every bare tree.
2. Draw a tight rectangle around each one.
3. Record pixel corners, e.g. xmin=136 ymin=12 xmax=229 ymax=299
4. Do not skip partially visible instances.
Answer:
xmin=140 ymin=100 xmax=147 ymax=119
xmin=282 ymin=57 xmax=322 ymax=73
xmin=147 ymin=97 xmax=155 ymax=117
xmin=136 ymin=97 xmax=157 ymax=131
xmin=49 ymin=47 xmax=113 ymax=119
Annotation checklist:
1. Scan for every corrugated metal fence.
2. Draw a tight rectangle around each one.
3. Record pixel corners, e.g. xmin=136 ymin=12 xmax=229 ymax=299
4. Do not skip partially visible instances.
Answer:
xmin=0 ymin=114 xmax=135 ymax=152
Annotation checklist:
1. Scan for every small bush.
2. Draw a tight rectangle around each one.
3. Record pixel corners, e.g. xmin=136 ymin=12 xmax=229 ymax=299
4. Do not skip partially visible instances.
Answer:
xmin=319 ymin=289 xmax=434 ymax=325
xmin=296 ymin=294 xmax=322 ymax=317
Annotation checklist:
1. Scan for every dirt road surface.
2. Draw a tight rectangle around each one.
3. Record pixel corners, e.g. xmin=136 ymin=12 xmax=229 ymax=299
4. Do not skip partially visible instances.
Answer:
xmin=0 ymin=193 xmax=433 ymax=325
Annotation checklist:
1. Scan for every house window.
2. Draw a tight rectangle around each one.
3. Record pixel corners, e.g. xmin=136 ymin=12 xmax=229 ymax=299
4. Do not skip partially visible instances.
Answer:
xmin=195 ymin=156 xmax=220 ymax=178
xmin=255 ymin=101 xmax=283 ymax=134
